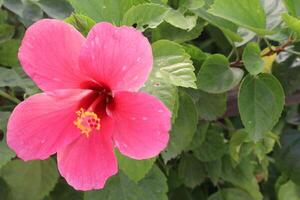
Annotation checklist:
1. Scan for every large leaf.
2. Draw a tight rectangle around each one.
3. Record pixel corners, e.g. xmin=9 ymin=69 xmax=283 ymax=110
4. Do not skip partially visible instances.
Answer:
xmin=238 ymin=74 xmax=285 ymax=141
xmin=0 ymin=24 xmax=15 ymax=42
xmin=193 ymin=124 xmax=227 ymax=162
xmin=195 ymin=91 xmax=227 ymax=120
xmin=197 ymin=54 xmax=244 ymax=94
xmin=192 ymin=8 xmax=242 ymax=42
xmin=275 ymin=130 xmax=300 ymax=184
xmin=284 ymin=0 xmax=300 ymax=17
xmin=161 ymin=91 xmax=197 ymax=162
xmin=209 ymin=0 xmax=270 ymax=35
xmin=178 ymin=154 xmax=205 ymax=188
xmin=0 ymin=159 xmax=59 ymax=200
xmin=164 ymin=10 xmax=197 ymax=30
xmin=122 ymin=3 xmax=169 ymax=31
xmin=69 ymin=0 xmax=145 ymax=25
xmin=151 ymin=40 xmax=197 ymax=88
xmin=85 ymin=166 xmax=168 ymax=200
xmin=221 ymin=156 xmax=263 ymax=200
xmin=37 ymin=0 xmax=73 ymax=19
xmin=116 ymin=151 xmax=155 ymax=182
xmin=242 ymin=42 xmax=264 ymax=75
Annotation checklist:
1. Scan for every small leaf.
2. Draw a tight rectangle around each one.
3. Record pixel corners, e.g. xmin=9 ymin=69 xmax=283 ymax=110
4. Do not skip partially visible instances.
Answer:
xmin=122 ymin=3 xmax=169 ymax=31
xmin=242 ymin=42 xmax=264 ymax=75
xmin=179 ymin=0 xmax=205 ymax=10
xmin=0 ymin=24 xmax=15 ymax=42
xmin=209 ymin=0 xmax=270 ymax=35
xmin=178 ymin=154 xmax=205 ymax=188
xmin=275 ymin=130 xmax=300 ymax=184
xmin=0 ymin=68 xmax=22 ymax=87
xmin=37 ymin=0 xmax=73 ymax=19
xmin=116 ymin=151 xmax=155 ymax=182
xmin=208 ymin=188 xmax=253 ymax=200
xmin=278 ymin=180 xmax=300 ymax=200
xmin=0 ymin=39 xmax=20 ymax=66
xmin=65 ymin=14 xmax=96 ymax=36
xmin=161 ymin=91 xmax=197 ymax=162
xmin=0 ymin=159 xmax=59 ymax=200
xmin=164 ymin=10 xmax=198 ymax=30
xmin=238 ymin=74 xmax=285 ymax=141
xmin=229 ymin=130 xmax=248 ymax=163
xmin=152 ymin=20 xmax=205 ymax=44
xmin=197 ymin=54 xmax=244 ymax=93
xmin=282 ymin=13 xmax=300 ymax=39
xmin=152 ymin=40 xmax=197 ymax=88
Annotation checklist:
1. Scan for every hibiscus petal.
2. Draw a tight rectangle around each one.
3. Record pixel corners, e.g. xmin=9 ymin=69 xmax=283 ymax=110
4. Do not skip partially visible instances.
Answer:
xmin=108 ymin=91 xmax=171 ymax=159
xmin=7 ymin=89 xmax=91 ymax=161
xmin=79 ymin=22 xmax=153 ymax=91
xmin=57 ymin=117 xmax=117 ymax=191
xmin=19 ymin=19 xmax=86 ymax=91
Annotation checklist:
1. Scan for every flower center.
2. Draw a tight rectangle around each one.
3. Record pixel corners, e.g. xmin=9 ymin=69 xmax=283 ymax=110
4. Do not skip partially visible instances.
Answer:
xmin=74 ymin=108 xmax=101 ymax=137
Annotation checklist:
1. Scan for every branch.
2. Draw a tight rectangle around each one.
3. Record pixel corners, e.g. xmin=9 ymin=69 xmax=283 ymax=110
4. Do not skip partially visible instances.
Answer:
xmin=230 ymin=38 xmax=294 ymax=68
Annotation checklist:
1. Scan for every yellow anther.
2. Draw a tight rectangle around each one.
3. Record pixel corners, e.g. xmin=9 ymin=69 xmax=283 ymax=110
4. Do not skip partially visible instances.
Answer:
xmin=74 ymin=108 xmax=101 ymax=137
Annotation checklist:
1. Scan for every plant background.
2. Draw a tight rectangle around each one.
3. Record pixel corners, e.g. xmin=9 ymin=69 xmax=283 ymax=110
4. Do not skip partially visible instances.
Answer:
xmin=1 ymin=0 xmax=300 ymax=199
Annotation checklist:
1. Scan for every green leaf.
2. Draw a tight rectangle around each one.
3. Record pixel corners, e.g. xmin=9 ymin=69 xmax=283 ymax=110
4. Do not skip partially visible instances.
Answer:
xmin=0 ymin=142 xmax=15 ymax=170
xmin=229 ymin=130 xmax=248 ymax=163
xmin=284 ymin=0 xmax=300 ymax=17
xmin=179 ymin=0 xmax=205 ymax=10
xmin=0 ymin=159 xmax=59 ymax=200
xmin=208 ymin=188 xmax=253 ymax=200
xmin=0 ymin=68 xmax=22 ymax=87
xmin=204 ymin=160 xmax=222 ymax=185
xmin=141 ymin=76 xmax=178 ymax=112
xmin=186 ymin=121 xmax=209 ymax=151
xmin=69 ymin=0 xmax=145 ymax=25
xmin=161 ymin=91 xmax=197 ymax=162
xmin=85 ymin=166 xmax=168 ymax=200
xmin=209 ymin=0 xmax=270 ymax=35
xmin=181 ymin=43 xmax=207 ymax=68
xmin=278 ymin=180 xmax=300 ymax=200
xmin=238 ymin=74 xmax=285 ymax=141
xmin=221 ymin=156 xmax=263 ymax=200
xmin=37 ymin=0 xmax=73 ymax=19
xmin=0 ymin=24 xmax=15 ymax=42
xmin=197 ymin=54 xmax=244 ymax=93
xmin=138 ymin=166 xmax=168 ymax=200
xmin=65 ymin=14 xmax=96 ymax=36
xmin=123 ymin=3 xmax=169 ymax=31
xmin=178 ymin=154 xmax=205 ymax=188
xmin=151 ymin=40 xmax=197 ymax=88
xmin=164 ymin=10 xmax=198 ymax=30
xmin=193 ymin=124 xmax=227 ymax=162
xmin=192 ymin=8 xmax=243 ymax=42
xmin=116 ymin=151 xmax=155 ymax=182
xmin=152 ymin=20 xmax=205 ymax=43
xmin=242 ymin=42 xmax=264 ymax=75
xmin=275 ymin=130 xmax=300 ymax=184
xmin=0 ymin=39 xmax=20 ymax=66
xmin=47 ymin=179 xmax=83 ymax=200
xmin=0 ymin=111 xmax=10 ymax=132
xmin=196 ymin=91 xmax=227 ymax=120
xmin=282 ymin=13 xmax=300 ymax=39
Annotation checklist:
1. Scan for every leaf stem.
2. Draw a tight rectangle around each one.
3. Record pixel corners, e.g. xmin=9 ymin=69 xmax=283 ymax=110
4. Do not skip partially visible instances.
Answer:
xmin=0 ymin=90 xmax=20 ymax=104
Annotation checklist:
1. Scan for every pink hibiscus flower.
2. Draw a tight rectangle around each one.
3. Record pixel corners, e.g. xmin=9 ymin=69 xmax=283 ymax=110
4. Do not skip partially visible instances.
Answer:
xmin=7 ymin=19 xmax=171 ymax=191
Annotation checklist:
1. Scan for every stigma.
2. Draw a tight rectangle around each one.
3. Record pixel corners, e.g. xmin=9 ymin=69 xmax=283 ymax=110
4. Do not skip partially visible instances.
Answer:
xmin=74 ymin=108 xmax=101 ymax=137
